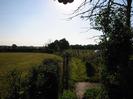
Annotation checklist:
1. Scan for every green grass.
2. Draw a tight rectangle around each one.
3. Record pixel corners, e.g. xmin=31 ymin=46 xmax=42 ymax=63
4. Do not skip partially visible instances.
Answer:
xmin=0 ymin=52 xmax=62 ymax=75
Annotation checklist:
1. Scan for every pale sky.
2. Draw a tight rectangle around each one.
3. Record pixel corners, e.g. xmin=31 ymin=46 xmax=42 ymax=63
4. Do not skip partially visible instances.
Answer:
xmin=0 ymin=0 xmax=102 ymax=46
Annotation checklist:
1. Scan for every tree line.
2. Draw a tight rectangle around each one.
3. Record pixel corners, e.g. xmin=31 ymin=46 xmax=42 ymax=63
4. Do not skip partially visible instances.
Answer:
xmin=0 ymin=38 xmax=100 ymax=53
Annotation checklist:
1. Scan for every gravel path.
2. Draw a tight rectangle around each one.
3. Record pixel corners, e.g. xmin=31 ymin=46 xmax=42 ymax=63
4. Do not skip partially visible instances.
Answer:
xmin=75 ymin=82 xmax=99 ymax=99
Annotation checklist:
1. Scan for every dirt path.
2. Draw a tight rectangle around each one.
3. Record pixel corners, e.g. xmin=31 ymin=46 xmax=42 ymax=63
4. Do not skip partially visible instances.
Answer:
xmin=75 ymin=82 xmax=99 ymax=99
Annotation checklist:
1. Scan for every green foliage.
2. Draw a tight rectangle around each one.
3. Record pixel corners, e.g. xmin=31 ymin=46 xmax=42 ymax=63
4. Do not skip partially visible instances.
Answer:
xmin=95 ymin=4 xmax=133 ymax=99
xmin=60 ymin=90 xmax=77 ymax=99
xmin=66 ymin=49 xmax=101 ymax=82
xmin=59 ymin=39 xmax=70 ymax=52
xmin=95 ymin=85 xmax=109 ymax=99
xmin=70 ymin=57 xmax=88 ymax=82
xmin=83 ymin=87 xmax=101 ymax=99
xmin=5 ymin=69 xmax=22 ymax=99
xmin=27 ymin=59 xmax=60 ymax=99
xmin=47 ymin=38 xmax=69 ymax=53
xmin=0 ymin=69 xmax=28 ymax=99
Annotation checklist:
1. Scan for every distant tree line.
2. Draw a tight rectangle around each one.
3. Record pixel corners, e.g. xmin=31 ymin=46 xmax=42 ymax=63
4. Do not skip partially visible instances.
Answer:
xmin=0 ymin=45 xmax=46 ymax=52
xmin=0 ymin=39 xmax=100 ymax=53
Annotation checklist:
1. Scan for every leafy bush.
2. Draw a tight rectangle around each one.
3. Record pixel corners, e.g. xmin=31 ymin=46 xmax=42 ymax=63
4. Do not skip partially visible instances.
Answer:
xmin=70 ymin=58 xmax=88 ymax=82
xmin=27 ymin=59 xmax=60 ymax=99
xmin=60 ymin=90 xmax=77 ymax=99
xmin=83 ymin=88 xmax=100 ymax=99
xmin=3 ymin=69 xmax=28 ymax=99
xmin=66 ymin=50 xmax=101 ymax=82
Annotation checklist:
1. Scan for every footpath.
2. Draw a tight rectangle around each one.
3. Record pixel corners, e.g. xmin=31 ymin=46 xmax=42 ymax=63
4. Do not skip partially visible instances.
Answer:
xmin=75 ymin=82 xmax=99 ymax=99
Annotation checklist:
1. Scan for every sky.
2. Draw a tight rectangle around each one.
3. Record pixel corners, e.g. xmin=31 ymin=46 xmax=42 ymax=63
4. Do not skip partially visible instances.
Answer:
xmin=0 ymin=0 xmax=102 ymax=46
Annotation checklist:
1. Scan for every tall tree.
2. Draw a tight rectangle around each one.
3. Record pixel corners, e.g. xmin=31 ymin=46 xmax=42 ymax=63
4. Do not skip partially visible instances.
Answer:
xmin=59 ymin=38 xmax=69 ymax=52
xmin=57 ymin=0 xmax=133 ymax=99
xmin=47 ymin=38 xmax=69 ymax=53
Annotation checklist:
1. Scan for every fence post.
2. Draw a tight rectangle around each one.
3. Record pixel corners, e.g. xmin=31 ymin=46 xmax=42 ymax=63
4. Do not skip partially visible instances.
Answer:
xmin=62 ymin=52 xmax=71 ymax=90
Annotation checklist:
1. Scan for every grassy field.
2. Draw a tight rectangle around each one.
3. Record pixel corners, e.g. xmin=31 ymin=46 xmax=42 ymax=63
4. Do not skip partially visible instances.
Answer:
xmin=0 ymin=52 xmax=62 ymax=98
xmin=0 ymin=52 xmax=62 ymax=75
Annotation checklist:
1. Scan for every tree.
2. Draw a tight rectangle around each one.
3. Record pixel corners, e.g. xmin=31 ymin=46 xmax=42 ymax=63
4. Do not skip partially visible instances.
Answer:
xmin=47 ymin=38 xmax=69 ymax=53
xmin=57 ymin=0 xmax=133 ymax=99
xmin=98 ymin=8 xmax=132 ymax=99
xmin=59 ymin=38 xmax=69 ymax=52
xmin=12 ymin=44 xmax=17 ymax=49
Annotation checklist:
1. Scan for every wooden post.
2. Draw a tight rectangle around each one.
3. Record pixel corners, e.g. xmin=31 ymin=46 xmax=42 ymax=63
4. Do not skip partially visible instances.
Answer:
xmin=62 ymin=52 xmax=71 ymax=90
